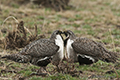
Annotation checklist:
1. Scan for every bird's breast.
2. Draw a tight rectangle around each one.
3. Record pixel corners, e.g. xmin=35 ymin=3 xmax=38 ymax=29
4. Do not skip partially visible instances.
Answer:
xmin=66 ymin=39 xmax=74 ymax=59
xmin=55 ymin=35 xmax=64 ymax=60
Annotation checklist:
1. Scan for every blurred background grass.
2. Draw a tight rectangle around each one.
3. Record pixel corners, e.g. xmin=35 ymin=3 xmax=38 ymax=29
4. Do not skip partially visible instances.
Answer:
xmin=0 ymin=0 xmax=120 ymax=79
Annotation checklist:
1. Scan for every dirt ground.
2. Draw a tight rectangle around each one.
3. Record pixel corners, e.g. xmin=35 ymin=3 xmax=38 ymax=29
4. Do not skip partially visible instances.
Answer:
xmin=0 ymin=0 xmax=120 ymax=80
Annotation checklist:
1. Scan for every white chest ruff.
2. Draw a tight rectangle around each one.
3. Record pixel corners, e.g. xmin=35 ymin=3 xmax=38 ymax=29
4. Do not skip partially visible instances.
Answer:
xmin=66 ymin=39 xmax=74 ymax=58
xmin=55 ymin=35 xmax=64 ymax=59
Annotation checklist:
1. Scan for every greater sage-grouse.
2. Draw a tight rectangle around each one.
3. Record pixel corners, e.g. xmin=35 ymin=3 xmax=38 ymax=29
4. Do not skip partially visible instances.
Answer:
xmin=2 ymin=30 xmax=64 ymax=70
xmin=64 ymin=30 xmax=118 ymax=65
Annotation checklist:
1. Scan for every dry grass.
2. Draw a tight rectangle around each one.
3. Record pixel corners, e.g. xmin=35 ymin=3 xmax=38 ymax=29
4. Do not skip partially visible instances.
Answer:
xmin=0 ymin=0 xmax=120 ymax=79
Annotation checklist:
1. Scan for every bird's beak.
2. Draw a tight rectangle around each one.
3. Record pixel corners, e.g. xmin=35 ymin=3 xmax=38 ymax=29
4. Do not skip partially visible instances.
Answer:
xmin=58 ymin=30 xmax=63 ymax=34
xmin=63 ymin=31 xmax=68 ymax=37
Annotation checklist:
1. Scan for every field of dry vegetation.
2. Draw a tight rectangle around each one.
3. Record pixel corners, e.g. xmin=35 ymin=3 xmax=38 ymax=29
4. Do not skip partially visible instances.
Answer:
xmin=0 ymin=0 xmax=120 ymax=80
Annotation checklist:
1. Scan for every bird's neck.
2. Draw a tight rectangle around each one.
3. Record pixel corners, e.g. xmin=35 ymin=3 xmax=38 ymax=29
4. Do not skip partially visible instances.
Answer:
xmin=55 ymin=35 xmax=64 ymax=46
xmin=55 ymin=35 xmax=64 ymax=61
xmin=50 ymin=35 xmax=55 ymax=41
xmin=69 ymin=34 xmax=76 ymax=40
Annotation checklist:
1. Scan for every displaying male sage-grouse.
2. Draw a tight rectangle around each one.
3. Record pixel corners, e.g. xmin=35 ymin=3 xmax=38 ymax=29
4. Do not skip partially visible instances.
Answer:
xmin=2 ymin=30 xmax=64 ymax=71
xmin=64 ymin=30 xmax=118 ymax=65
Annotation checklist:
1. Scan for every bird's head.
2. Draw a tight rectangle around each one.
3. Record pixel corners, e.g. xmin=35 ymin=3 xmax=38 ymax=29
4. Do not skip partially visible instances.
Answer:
xmin=63 ymin=30 xmax=76 ymax=47
xmin=63 ymin=30 xmax=76 ymax=39
xmin=50 ymin=30 xmax=63 ymax=40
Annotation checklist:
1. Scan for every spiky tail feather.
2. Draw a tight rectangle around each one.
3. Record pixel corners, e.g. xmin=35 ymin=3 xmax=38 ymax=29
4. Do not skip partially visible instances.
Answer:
xmin=2 ymin=54 xmax=31 ymax=63
xmin=104 ymin=51 xmax=119 ymax=63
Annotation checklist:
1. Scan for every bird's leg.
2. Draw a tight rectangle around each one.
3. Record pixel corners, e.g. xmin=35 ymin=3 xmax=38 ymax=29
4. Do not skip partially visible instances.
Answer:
xmin=57 ymin=61 xmax=64 ymax=73
xmin=43 ymin=67 xmax=46 ymax=71
xmin=56 ymin=65 xmax=60 ymax=73
xmin=66 ymin=61 xmax=69 ymax=73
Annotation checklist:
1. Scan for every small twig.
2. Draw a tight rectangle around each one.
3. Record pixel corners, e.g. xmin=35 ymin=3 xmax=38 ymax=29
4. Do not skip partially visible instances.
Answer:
xmin=42 ymin=18 xmax=46 ymax=33
xmin=1 ymin=16 xmax=19 ymax=39
xmin=6 ymin=63 xmax=14 ymax=68
xmin=109 ymin=29 xmax=116 ymax=52
xmin=14 ymin=31 xmax=18 ymax=42
xmin=0 ymin=29 xmax=3 ymax=38
xmin=0 ymin=77 xmax=12 ymax=80
xmin=2 ymin=16 xmax=19 ymax=28
xmin=1 ymin=16 xmax=32 ymax=36
xmin=24 ymin=27 xmax=32 ymax=35
xmin=3 ymin=37 xmax=7 ymax=49
xmin=34 ymin=25 xmax=37 ymax=37
xmin=112 ymin=66 xmax=119 ymax=78
xmin=0 ymin=0 xmax=1 ymax=11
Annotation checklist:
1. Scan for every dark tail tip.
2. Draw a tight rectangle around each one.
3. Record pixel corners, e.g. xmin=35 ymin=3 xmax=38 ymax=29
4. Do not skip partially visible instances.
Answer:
xmin=104 ymin=58 xmax=116 ymax=63
xmin=104 ymin=51 xmax=119 ymax=63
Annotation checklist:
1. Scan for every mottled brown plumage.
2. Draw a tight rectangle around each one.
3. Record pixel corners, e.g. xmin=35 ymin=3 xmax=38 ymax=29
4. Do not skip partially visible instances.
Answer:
xmin=2 ymin=30 xmax=63 ymax=68
xmin=19 ymin=39 xmax=59 ymax=58
xmin=64 ymin=30 xmax=118 ymax=64
xmin=72 ymin=37 xmax=117 ymax=63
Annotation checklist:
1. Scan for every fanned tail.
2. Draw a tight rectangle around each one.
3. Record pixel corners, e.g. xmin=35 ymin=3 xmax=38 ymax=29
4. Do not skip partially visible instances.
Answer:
xmin=2 ymin=54 xmax=31 ymax=63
